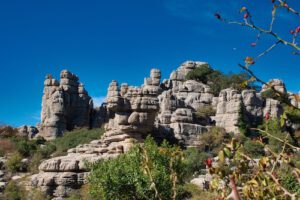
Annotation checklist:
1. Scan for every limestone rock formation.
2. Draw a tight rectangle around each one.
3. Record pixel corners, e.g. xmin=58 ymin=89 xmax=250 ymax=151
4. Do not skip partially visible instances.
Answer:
xmin=155 ymin=62 xmax=213 ymax=146
xmin=31 ymin=69 xmax=162 ymax=199
xmin=30 ymin=61 xmax=295 ymax=199
xmin=17 ymin=125 xmax=39 ymax=139
xmin=262 ymin=79 xmax=287 ymax=94
xmin=40 ymin=71 xmax=93 ymax=140
xmin=213 ymin=88 xmax=242 ymax=133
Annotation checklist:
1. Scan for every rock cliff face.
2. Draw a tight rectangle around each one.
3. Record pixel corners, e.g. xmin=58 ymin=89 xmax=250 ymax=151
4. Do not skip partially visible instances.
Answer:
xmin=31 ymin=69 xmax=163 ymax=199
xmin=30 ymin=61 xmax=292 ymax=199
xmin=40 ymin=70 xmax=93 ymax=140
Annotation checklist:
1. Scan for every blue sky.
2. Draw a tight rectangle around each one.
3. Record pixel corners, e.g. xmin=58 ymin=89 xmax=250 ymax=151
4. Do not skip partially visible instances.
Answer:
xmin=0 ymin=0 xmax=299 ymax=126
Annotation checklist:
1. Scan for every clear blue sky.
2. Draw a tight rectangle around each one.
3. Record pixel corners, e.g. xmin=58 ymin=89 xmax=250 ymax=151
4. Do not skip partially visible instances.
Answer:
xmin=0 ymin=0 xmax=299 ymax=127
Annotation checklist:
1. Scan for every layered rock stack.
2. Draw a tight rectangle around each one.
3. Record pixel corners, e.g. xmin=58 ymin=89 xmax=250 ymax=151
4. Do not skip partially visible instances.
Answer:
xmin=40 ymin=70 xmax=93 ymax=140
xmin=31 ymin=61 xmax=293 ymax=199
xmin=155 ymin=62 xmax=214 ymax=146
xmin=31 ymin=69 xmax=163 ymax=199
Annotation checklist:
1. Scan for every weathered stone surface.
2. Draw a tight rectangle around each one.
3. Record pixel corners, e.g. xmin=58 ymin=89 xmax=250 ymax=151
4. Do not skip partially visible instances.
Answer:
xmin=17 ymin=125 xmax=39 ymax=139
xmin=213 ymin=88 xmax=241 ymax=133
xmin=40 ymin=71 xmax=94 ymax=140
xmin=31 ymin=69 xmax=162 ymax=199
xmin=262 ymin=79 xmax=287 ymax=94
xmin=263 ymin=98 xmax=283 ymax=118
xmin=31 ymin=61 xmax=295 ymax=199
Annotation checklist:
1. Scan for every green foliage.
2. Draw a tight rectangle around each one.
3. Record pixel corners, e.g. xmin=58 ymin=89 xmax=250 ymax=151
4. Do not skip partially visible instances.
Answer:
xmin=183 ymin=183 xmax=217 ymax=200
xmin=6 ymin=152 xmax=23 ymax=173
xmin=185 ymin=66 xmax=259 ymax=96
xmin=13 ymin=137 xmax=37 ymax=157
xmin=261 ymin=88 xmax=290 ymax=104
xmin=260 ymin=118 xmax=295 ymax=153
xmin=198 ymin=127 xmax=231 ymax=155
xmin=261 ymin=89 xmax=277 ymax=99
xmin=243 ymin=140 xmax=265 ymax=158
xmin=196 ymin=105 xmax=216 ymax=118
xmin=88 ymin=136 xmax=186 ymax=200
xmin=280 ymin=168 xmax=300 ymax=196
xmin=65 ymin=184 xmax=94 ymax=200
xmin=236 ymin=101 xmax=250 ymax=136
xmin=3 ymin=182 xmax=46 ymax=200
xmin=3 ymin=181 xmax=25 ymax=200
xmin=52 ymin=128 xmax=104 ymax=156
xmin=183 ymin=148 xmax=209 ymax=180
xmin=28 ymin=128 xmax=101 ymax=173
xmin=185 ymin=64 xmax=214 ymax=84
xmin=284 ymin=105 xmax=300 ymax=124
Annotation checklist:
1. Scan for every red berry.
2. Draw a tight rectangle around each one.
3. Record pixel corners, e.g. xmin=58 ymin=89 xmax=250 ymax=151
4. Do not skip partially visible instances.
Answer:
xmin=244 ymin=13 xmax=249 ymax=19
xmin=205 ymin=158 xmax=213 ymax=168
xmin=251 ymin=42 xmax=257 ymax=47
xmin=272 ymin=0 xmax=275 ymax=3
xmin=214 ymin=13 xmax=221 ymax=19
xmin=265 ymin=112 xmax=270 ymax=120
xmin=290 ymin=30 xmax=295 ymax=35
xmin=284 ymin=3 xmax=288 ymax=8
xmin=296 ymin=26 xmax=300 ymax=33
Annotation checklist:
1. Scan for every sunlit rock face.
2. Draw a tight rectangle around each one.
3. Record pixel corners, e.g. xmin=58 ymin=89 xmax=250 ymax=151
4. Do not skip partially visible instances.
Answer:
xmin=40 ymin=70 xmax=93 ymax=140
xmin=31 ymin=61 xmax=296 ymax=199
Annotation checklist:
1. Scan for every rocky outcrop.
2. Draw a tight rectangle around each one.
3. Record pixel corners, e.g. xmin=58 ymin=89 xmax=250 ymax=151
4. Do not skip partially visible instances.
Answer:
xmin=213 ymin=88 xmax=242 ymax=134
xmin=40 ymin=71 xmax=94 ymax=140
xmin=31 ymin=61 xmax=295 ymax=199
xmin=262 ymin=79 xmax=287 ymax=94
xmin=17 ymin=125 xmax=39 ymax=139
xmin=155 ymin=62 xmax=214 ymax=146
xmin=31 ymin=69 xmax=162 ymax=199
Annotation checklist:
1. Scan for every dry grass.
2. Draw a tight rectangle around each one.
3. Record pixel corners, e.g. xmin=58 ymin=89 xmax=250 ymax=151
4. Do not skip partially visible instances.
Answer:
xmin=0 ymin=139 xmax=16 ymax=156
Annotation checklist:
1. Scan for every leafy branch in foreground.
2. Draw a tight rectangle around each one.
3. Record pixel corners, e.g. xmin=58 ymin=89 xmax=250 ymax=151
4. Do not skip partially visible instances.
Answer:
xmin=87 ymin=136 xmax=187 ymax=200
xmin=215 ymin=0 xmax=300 ymax=108
xmin=207 ymin=118 xmax=300 ymax=200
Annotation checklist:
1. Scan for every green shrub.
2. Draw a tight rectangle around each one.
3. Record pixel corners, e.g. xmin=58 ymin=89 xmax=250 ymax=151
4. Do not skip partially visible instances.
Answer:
xmin=261 ymin=89 xmax=278 ymax=99
xmin=39 ymin=143 xmax=56 ymax=158
xmin=185 ymin=64 xmax=214 ymax=84
xmin=259 ymin=118 xmax=295 ymax=153
xmin=284 ymin=105 xmax=300 ymax=124
xmin=88 ymin=136 xmax=186 ymax=200
xmin=279 ymin=166 xmax=300 ymax=196
xmin=198 ymin=127 xmax=231 ymax=155
xmin=183 ymin=183 xmax=216 ymax=200
xmin=243 ymin=140 xmax=265 ymax=158
xmin=185 ymin=65 xmax=259 ymax=96
xmin=3 ymin=181 xmax=25 ymax=200
xmin=52 ymin=128 xmax=104 ymax=156
xmin=16 ymin=140 xmax=37 ymax=157
xmin=6 ymin=152 xmax=23 ymax=173
xmin=236 ymin=101 xmax=250 ymax=136
xmin=28 ymin=153 xmax=43 ymax=174
xmin=66 ymin=184 xmax=94 ymax=200
xmin=183 ymin=148 xmax=209 ymax=180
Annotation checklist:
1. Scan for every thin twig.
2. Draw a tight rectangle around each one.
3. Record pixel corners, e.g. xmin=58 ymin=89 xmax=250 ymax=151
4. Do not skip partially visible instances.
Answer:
xmin=267 ymin=171 xmax=297 ymax=199
xmin=271 ymin=134 xmax=288 ymax=173
xmin=255 ymin=40 xmax=281 ymax=61
xmin=252 ymin=128 xmax=300 ymax=151
xmin=278 ymin=0 xmax=300 ymax=17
